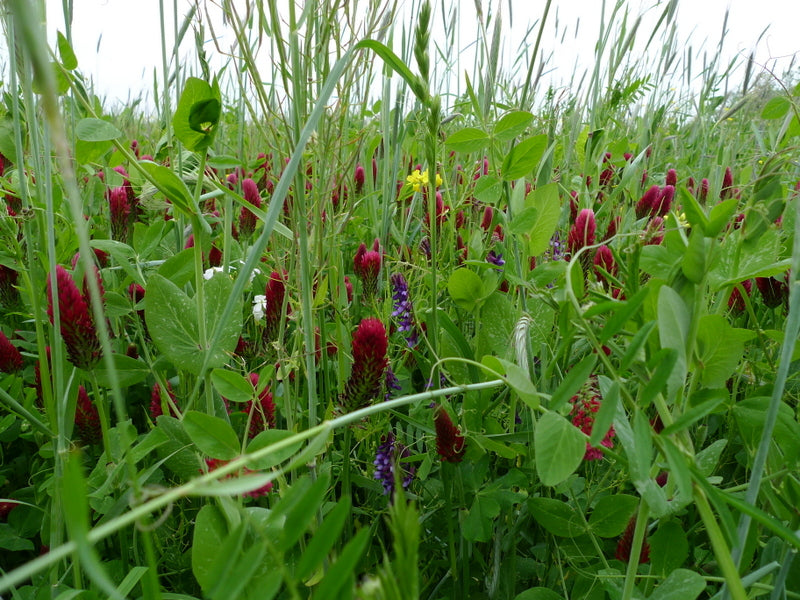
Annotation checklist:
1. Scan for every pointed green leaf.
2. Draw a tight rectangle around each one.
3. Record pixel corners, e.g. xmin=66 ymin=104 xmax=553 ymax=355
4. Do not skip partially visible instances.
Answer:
xmin=183 ymin=410 xmax=240 ymax=460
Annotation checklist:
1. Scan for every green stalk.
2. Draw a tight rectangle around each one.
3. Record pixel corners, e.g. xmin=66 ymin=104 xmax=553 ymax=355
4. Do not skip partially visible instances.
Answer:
xmin=621 ymin=501 xmax=649 ymax=600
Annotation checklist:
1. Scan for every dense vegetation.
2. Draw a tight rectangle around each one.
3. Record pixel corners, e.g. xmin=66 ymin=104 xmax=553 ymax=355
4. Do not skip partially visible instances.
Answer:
xmin=1 ymin=1 xmax=799 ymax=598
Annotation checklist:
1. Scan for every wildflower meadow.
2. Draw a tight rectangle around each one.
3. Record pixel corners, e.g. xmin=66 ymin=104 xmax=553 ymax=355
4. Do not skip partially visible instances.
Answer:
xmin=0 ymin=0 xmax=799 ymax=598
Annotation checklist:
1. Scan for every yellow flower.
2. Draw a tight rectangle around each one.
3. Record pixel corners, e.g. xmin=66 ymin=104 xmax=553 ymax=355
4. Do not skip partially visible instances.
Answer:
xmin=406 ymin=169 xmax=442 ymax=192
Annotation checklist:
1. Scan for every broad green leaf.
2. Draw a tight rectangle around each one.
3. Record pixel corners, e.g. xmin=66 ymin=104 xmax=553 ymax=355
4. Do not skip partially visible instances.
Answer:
xmin=706 ymin=198 xmax=738 ymax=237
xmin=445 ymin=127 xmax=490 ymax=153
xmin=695 ymin=314 xmax=754 ymax=389
xmin=279 ymin=472 xmax=331 ymax=551
xmin=477 ymin=293 xmax=516 ymax=358
xmin=192 ymin=505 xmax=230 ymax=590
xmin=145 ymin=273 xmax=202 ymax=374
xmin=588 ymin=495 xmax=638 ymax=537
xmin=473 ymin=174 xmax=503 ymax=204
xmin=174 ymin=77 xmax=221 ymax=152
xmin=761 ymin=95 xmax=790 ymax=120
xmin=75 ymin=118 xmax=122 ymax=142
xmin=515 ymin=588 xmax=563 ymax=600
xmin=681 ymin=229 xmax=707 ymax=283
xmin=494 ymin=111 xmax=533 ymax=141
xmin=93 ymin=354 xmax=150 ymax=388
xmin=678 ymin=187 xmax=709 ymax=233
xmin=599 ymin=286 xmax=650 ymax=344
xmin=657 ymin=285 xmax=689 ymax=401
xmin=463 ymin=493 xmax=501 ymax=542
xmin=733 ymin=397 xmax=800 ymax=467
xmin=508 ymin=206 xmax=538 ymax=236
xmin=649 ymin=520 xmax=689 ymax=577
xmin=447 ymin=267 xmax=484 ymax=311
xmin=535 ymin=412 xmax=586 ymax=487
xmin=528 ymin=497 xmax=584 ymax=537
xmin=139 ymin=161 xmax=195 ymax=217
xmin=526 ymin=183 xmax=561 ymax=256
xmin=695 ymin=438 xmax=727 ymax=476
xmin=496 ymin=357 xmax=538 ymax=410
xmin=183 ymin=410 xmax=240 ymax=460
xmin=501 ymin=134 xmax=548 ymax=181
xmin=211 ymin=369 xmax=253 ymax=403
xmin=157 ymin=248 xmax=195 ymax=287
xmin=648 ymin=568 xmax=706 ymax=600
xmin=246 ymin=430 xmax=303 ymax=470
xmin=203 ymin=272 xmax=244 ymax=370
xmin=57 ymin=31 xmax=78 ymax=70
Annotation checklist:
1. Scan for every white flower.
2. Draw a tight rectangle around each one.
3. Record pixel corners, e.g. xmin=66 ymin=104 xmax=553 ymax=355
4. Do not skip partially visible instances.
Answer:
xmin=203 ymin=266 xmax=224 ymax=280
xmin=252 ymin=295 xmax=267 ymax=321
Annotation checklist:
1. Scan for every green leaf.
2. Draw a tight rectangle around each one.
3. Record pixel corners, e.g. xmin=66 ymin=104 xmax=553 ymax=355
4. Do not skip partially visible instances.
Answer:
xmin=706 ymin=198 xmax=739 ymax=237
xmin=174 ymin=77 xmax=221 ymax=152
xmin=508 ymin=206 xmax=538 ymax=236
xmin=678 ymin=187 xmax=709 ymax=233
xmin=445 ymin=127 xmax=490 ymax=153
xmin=695 ymin=314 xmax=754 ymax=389
xmin=75 ymin=118 xmax=122 ymax=142
xmin=648 ymin=568 xmax=706 ymax=600
xmin=447 ymin=267 xmax=484 ymax=311
xmin=473 ymin=175 xmax=503 ymax=204
xmin=183 ymin=410 xmax=240 ymax=460
xmin=192 ymin=505 xmax=228 ymax=591
xmin=639 ymin=348 xmax=677 ymax=408
xmin=501 ymin=134 xmax=548 ymax=181
xmin=681 ymin=229 xmax=707 ymax=283
xmin=733 ymin=397 xmax=800 ymax=467
xmin=279 ymin=472 xmax=331 ymax=551
xmin=657 ymin=285 xmax=689 ymax=401
xmin=463 ymin=493 xmax=501 ymax=542
xmin=535 ymin=412 xmax=586 ymax=487
xmin=588 ymin=494 xmax=638 ymax=537
xmin=599 ymin=286 xmax=650 ymax=344
xmin=139 ymin=161 xmax=195 ymax=217
xmin=477 ymin=293 xmax=516 ymax=358
xmin=589 ymin=380 xmax=618 ymax=447
xmin=649 ymin=520 xmax=689 ymax=577
xmin=528 ymin=497 xmax=584 ymax=537
xmin=93 ymin=354 xmax=150 ymax=388
xmin=245 ymin=430 xmax=303 ymax=470
xmin=313 ymin=528 xmax=370 ymax=599
xmin=211 ymin=369 xmax=253 ymax=403
xmin=496 ymin=357 xmax=539 ymax=410
xmin=526 ymin=183 xmax=561 ymax=256
xmin=549 ymin=354 xmax=597 ymax=412
xmin=494 ymin=111 xmax=533 ymax=141
xmin=296 ymin=497 xmax=351 ymax=580
xmin=157 ymin=248 xmax=195 ymax=288
xmin=760 ymin=95 xmax=790 ymax=120
xmin=57 ymin=31 xmax=78 ymax=70
xmin=144 ymin=274 xmax=202 ymax=373
xmin=356 ymin=39 xmax=424 ymax=101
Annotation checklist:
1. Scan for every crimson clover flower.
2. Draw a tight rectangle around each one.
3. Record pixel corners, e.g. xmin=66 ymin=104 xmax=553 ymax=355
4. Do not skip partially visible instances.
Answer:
xmin=568 ymin=209 xmax=596 ymax=256
xmin=47 ymin=265 xmax=102 ymax=370
xmin=238 ymin=178 xmax=262 ymax=239
xmin=339 ymin=318 xmax=388 ymax=412
xmin=569 ymin=377 xmax=614 ymax=461
xmin=354 ymin=239 xmax=382 ymax=300
xmin=0 ymin=330 xmax=23 ymax=373
xmin=245 ymin=372 xmax=275 ymax=438
xmin=108 ymin=186 xmax=131 ymax=243
xmin=432 ymin=404 xmax=466 ymax=463
xmin=150 ymin=381 xmax=178 ymax=420
xmin=75 ymin=385 xmax=101 ymax=446
xmin=615 ymin=517 xmax=650 ymax=564
xmin=373 ymin=432 xmax=415 ymax=497
xmin=263 ymin=270 xmax=289 ymax=343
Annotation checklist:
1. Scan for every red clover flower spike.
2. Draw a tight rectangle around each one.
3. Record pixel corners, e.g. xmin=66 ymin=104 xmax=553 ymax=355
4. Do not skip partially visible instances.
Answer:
xmin=47 ymin=265 xmax=102 ymax=370
xmin=238 ymin=178 xmax=262 ymax=238
xmin=354 ymin=239 xmax=382 ymax=299
xmin=373 ymin=432 xmax=415 ymax=497
xmin=340 ymin=318 xmax=388 ymax=412
xmin=245 ymin=372 xmax=275 ymax=438
xmin=0 ymin=331 xmax=23 ymax=373
xmin=390 ymin=273 xmax=418 ymax=348
xmin=569 ymin=378 xmax=614 ymax=461
xmin=433 ymin=404 xmax=466 ymax=463
xmin=75 ymin=385 xmax=101 ymax=445
xmin=108 ymin=186 xmax=131 ymax=243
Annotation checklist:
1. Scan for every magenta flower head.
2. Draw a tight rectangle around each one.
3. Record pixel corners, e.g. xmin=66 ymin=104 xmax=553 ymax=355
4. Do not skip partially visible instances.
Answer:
xmin=354 ymin=163 xmax=365 ymax=194
xmin=0 ymin=330 xmax=23 ymax=373
xmin=480 ymin=206 xmax=494 ymax=231
xmin=433 ymin=404 xmax=466 ymax=463
xmin=616 ymin=516 xmax=650 ymax=564
xmin=755 ymin=276 xmax=789 ymax=309
xmin=353 ymin=239 xmax=382 ymax=299
xmin=47 ymin=265 xmax=102 ymax=370
xmin=728 ymin=279 xmax=753 ymax=313
xmin=721 ymin=167 xmax=734 ymax=200
xmin=150 ymin=381 xmax=178 ymax=420
xmin=593 ymin=245 xmax=617 ymax=287
xmin=75 ymin=385 xmax=101 ymax=445
xmin=263 ymin=270 xmax=288 ymax=342
xmin=699 ymin=178 xmax=710 ymax=204
xmin=568 ymin=209 xmax=597 ymax=256
xmin=339 ymin=318 xmax=388 ymax=412
xmin=651 ymin=185 xmax=674 ymax=218
xmin=635 ymin=185 xmax=661 ymax=219
xmin=238 ymin=178 xmax=262 ymax=239
xmin=569 ymin=377 xmax=614 ymax=460
xmin=665 ymin=168 xmax=677 ymax=187
xmin=246 ymin=372 xmax=275 ymax=438
xmin=108 ymin=186 xmax=131 ymax=243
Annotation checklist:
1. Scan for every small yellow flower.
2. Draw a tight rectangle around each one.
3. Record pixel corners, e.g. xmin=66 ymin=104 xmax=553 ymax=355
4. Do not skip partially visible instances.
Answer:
xmin=406 ymin=169 xmax=442 ymax=192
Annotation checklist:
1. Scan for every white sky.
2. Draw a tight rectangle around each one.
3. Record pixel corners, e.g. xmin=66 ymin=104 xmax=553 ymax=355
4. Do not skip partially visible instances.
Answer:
xmin=20 ymin=0 xmax=800 ymax=109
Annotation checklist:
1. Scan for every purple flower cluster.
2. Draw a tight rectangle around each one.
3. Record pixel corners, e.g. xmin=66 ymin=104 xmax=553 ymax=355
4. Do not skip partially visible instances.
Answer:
xmin=390 ymin=273 xmax=418 ymax=348
xmin=384 ymin=366 xmax=402 ymax=400
xmin=486 ymin=250 xmax=505 ymax=268
xmin=373 ymin=432 xmax=415 ymax=496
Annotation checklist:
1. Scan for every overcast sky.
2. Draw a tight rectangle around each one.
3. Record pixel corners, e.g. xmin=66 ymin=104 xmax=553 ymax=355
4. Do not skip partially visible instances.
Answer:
xmin=24 ymin=0 xmax=800 ymax=108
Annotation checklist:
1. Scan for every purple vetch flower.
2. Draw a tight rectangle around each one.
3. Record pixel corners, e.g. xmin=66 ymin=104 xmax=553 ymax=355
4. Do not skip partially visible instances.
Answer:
xmin=373 ymin=432 xmax=415 ymax=497
xmin=390 ymin=273 xmax=418 ymax=348
xmin=384 ymin=366 xmax=402 ymax=400
xmin=486 ymin=250 xmax=505 ymax=268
